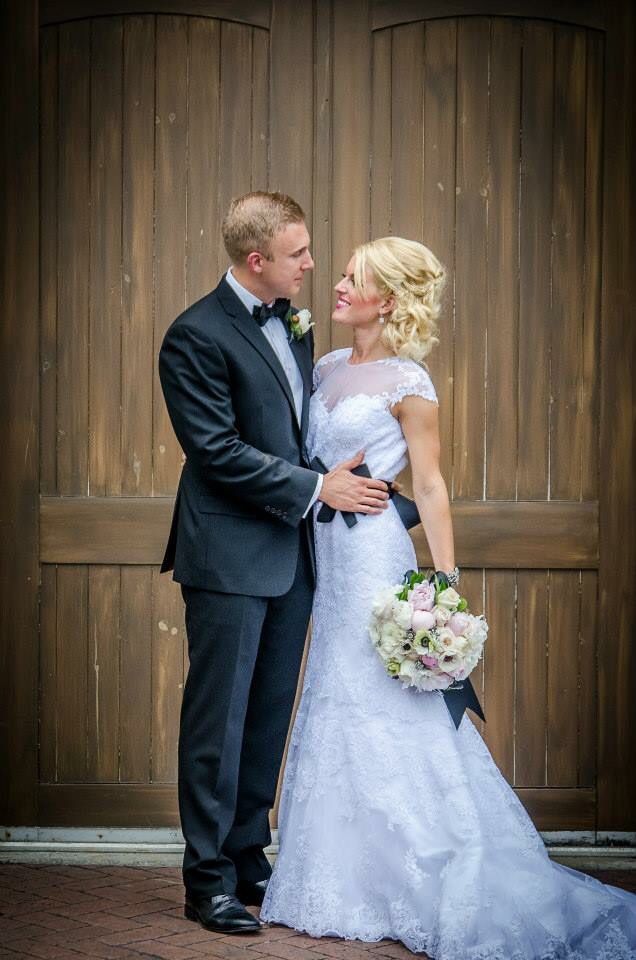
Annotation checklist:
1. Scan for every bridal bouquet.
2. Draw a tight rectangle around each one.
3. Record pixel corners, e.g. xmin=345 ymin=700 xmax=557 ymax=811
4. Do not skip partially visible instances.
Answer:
xmin=369 ymin=570 xmax=487 ymax=692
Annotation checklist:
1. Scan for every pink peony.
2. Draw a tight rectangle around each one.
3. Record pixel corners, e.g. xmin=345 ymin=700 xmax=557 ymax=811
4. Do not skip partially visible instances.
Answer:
xmin=412 ymin=609 xmax=436 ymax=632
xmin=410 ymin=582 xmax=435 ymax=611
xmin=448 ymin=612 xmax=471 ymax=636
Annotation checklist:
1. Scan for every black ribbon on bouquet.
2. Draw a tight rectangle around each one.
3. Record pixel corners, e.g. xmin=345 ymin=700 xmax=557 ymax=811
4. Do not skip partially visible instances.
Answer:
xmin=442 ymin=677 xmax=486 ymax=730
xmin=311 ymin=457 xmax=486 ymax=731
xmin=310 ymin=456 xmax=421 ymax=529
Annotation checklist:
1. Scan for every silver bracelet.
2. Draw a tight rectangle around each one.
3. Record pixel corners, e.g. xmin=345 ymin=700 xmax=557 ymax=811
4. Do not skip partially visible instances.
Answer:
xmin=446 ymin=566 xmax=460 ymax=586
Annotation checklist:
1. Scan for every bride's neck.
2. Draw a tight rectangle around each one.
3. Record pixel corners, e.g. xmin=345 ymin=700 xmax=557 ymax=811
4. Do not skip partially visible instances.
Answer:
xmin=349 ymin=327 xmax=393 ymax=365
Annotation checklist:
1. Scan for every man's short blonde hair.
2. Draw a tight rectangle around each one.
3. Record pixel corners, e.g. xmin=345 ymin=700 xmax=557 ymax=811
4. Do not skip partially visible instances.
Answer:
xmin=222 ymin=191 xmax=306 ymax=264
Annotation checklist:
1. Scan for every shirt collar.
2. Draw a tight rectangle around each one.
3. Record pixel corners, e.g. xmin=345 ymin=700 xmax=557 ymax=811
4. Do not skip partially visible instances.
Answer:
xmin=225 ymin=267 xmax=264 ymax=316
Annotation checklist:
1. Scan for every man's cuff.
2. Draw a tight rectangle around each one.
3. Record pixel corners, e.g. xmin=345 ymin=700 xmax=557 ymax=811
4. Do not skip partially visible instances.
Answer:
xmin=302 ymin=473 xmax=323 ymax=518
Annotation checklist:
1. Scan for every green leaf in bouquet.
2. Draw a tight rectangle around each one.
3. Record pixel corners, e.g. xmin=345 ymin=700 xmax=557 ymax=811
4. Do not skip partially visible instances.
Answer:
xmin=457 ymin=598 xmax=468 ymax=612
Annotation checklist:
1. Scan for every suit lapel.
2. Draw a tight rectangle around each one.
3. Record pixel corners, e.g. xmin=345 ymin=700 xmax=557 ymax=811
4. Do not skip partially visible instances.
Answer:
xmin=289 ymin=334 xmax=312 ymax=440
xmin=215 ymin=278 xmax=301 ymax=432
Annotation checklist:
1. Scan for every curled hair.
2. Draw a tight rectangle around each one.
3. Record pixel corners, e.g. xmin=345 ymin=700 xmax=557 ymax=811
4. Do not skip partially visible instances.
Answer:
xmin=352 ymin=236 xmax=445 ymax=362
xmin=222 ymin=191 xmax=305 ymax=263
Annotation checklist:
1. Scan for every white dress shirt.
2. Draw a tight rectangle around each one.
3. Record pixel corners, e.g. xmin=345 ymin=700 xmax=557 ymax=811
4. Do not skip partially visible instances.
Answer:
xmin=225 ymin=268 xmax=322 ymax=517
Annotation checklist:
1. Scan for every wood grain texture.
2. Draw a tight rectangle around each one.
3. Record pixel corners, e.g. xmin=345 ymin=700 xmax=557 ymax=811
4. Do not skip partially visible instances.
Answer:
xmin=598 ymin=0 xmax=636 ymax=829
xmin=0 ymin=0 xmax=40 ymax=824
xmin=39 ymin=567 xmax=58 ymax=784
xmin=40 ymin=0 xmax=271 ymax=27
xmin=546 ymin=571 xmax=580 ymax=786
xmin=485 ymin=19 xmax=520 ymax=499
xmin=153 ymin=16 xmax=188 ymax=496
xmin=187 ymin=17 xmax=221 ymax=304
xmin=86 ymin=566 xmax=121 ymax=782
xmin=421 ymin=18 xmax=457 ymax=486
xmin=121 ymin=16 xmax=155 ymax=497
xmin=151 ymin=570 xmax=185 ymax=782
xmin=482 ymin=571 xmax=516 ymax=781
xmin=371 ymin=1 xmax=605 ymax=31
xmin=89 ymin=17 xmax=123 ymax=498
xmin=331 ymin=0 xmax=371 ymax=350
xmin=550 ymin=26 xmax=586 ymax=501
xmin=56 ymin=565 xmax=88 ymax=781
xmin=453 ymin=18 xmax=489 ymax=499
xmin=312 ymin=0 xmax=334 ymax=360
xmin=515 ymin=572 xmax=548 ymax=786
xmin=517 ymin=21 xmax=553 ymax=500
xmin=41 ymin=496 xmax=599 ymax=567
xmin=40 ymin=27 xmax=58 ymax=497
xmin=371 ymin=29 xmax=391 ymax=238
xmin=390 ymin=22 xmax=424 ymax=239
xmin=57 ymin=22 xmax=90 ymax=495
xmin=119 ymin=567 xmax=153 ymax=782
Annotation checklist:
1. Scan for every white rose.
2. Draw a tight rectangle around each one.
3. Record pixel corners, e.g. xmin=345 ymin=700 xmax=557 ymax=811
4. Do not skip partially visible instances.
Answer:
xmin=393 ymin=600 xmax=413 ymax=630
xmin=295 ymin=308 xmax=314 ymax=334
xmin=436 ymin=587 xmax=461 ymax=610
xmin=372 ymin=586 xmax=402 ymax=619
xmin=434 ymin=606 xmax=452 ymax=626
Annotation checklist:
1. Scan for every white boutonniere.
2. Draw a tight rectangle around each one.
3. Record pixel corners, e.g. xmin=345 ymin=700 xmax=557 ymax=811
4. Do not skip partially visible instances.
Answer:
xmin=287 ymin=308 xmax=314 ymax=341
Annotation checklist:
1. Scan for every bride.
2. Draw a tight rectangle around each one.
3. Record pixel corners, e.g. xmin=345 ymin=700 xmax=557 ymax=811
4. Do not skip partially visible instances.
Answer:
xmin=260 ymin=236 xmax=636 ymax=958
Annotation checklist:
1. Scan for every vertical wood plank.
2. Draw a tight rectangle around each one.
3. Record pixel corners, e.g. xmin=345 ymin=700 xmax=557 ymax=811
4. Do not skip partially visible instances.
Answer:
xmin=459 ymin=570 xmax=485 ymax=736
xmin=119 ymin=567 xmax=152 ymax=782
xmin=485 ymin=20 xmax=520 ymax=499
xmin=453 ymin=18 xmax=489 ymax=500
xmin=218 ymin=19 xmax=253 ymax=254
xmin=57 ymin=22 xmax=90 ymax=495
xmin=518 ymin=22 xmax=553 ymax=500
xmin=270 ymin=0 xmax=314 ymax=306
xmin=578 ymin=570 xmax=597 ymax=787
xmin=546 ymin=571 xmax=580 ymax=786
xmin=483 ymin=571 xmax=515 ymax=782
xmin=390 ymin=22 xmax=424 ymax=239
xmin=515 ymin=571 xmax=548 ymax=786
xmin=422 ymin=18 xmax=457 ymax=486
xmin=251 ymin=27 xmax=269 ymax=192
xmin=371 ymin=29 xmax=391 ymax=239
xmin=86 ymin=567 xmax=120 ymax=782
xmin=39 ymin=566 xmax=58 ymax=783
xmin=550 ymin=26 xmax=586 ymax=501
xmin=313 ymin=0 xmax=333 ymax=359
xmin=187 ymin=17 xmax=221 ymax=305
xmin=598 ymin=0 xmax=636 ymax=829
xmin=331 ymin=0 xmax=371 ymax=350
xmin=89 ymin=17 xmax=123 ymax=498
xmin=151 ymin=571 xmax=185 ymax=782
xmin=581 ymin=32 xmax=603 ymax=502
xmin=56 ymin=565 xmax=88 ymax=782
xmin=121 ymin=16 xmax=155 ymax=497
xmin=40 ymin=27 xmax=58 ymax=497
xmin=154 ymin=15 xmax=188 ymax=496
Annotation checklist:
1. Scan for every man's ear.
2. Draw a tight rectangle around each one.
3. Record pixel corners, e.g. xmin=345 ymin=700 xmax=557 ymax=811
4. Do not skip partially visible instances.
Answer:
xmin=246 ymin=250 xmax=265 ymax=274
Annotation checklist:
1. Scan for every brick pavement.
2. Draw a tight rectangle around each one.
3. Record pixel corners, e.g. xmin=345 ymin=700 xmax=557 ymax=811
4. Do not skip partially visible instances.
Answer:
xmin=0 ymin=864 xmax=634 ymax=960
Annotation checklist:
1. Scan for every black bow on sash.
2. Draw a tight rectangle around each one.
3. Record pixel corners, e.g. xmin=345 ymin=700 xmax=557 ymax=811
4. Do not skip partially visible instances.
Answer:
xmin=309 ymin=456 xmax=486 ymax=731
xmin=252 ymin=298 xmax=291 ymax=327
xmin=310 ymin=456 xmax=421 ymax=530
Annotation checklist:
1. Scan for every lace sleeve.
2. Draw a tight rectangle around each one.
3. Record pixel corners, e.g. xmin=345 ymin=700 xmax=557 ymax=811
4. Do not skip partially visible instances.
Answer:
xmin=387 ymin=362 xmax=438 ymax=409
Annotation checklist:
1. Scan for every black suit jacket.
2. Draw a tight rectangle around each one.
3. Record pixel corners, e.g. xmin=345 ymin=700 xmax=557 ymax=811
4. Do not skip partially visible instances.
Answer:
xmin=158 ymin=278 xmax=318 ymax=596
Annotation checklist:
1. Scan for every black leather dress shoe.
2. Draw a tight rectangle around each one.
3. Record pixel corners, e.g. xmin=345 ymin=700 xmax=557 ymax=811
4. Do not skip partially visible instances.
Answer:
xmin=184 ymin=893 xmax=261 ymax=933
xmin=235 ymin=878 xmax=269 ymax=906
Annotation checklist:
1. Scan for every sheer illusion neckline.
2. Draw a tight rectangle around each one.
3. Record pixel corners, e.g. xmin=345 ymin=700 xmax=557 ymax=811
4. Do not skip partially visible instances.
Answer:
xmin=345 ymin=350 xmax=400 ymax=367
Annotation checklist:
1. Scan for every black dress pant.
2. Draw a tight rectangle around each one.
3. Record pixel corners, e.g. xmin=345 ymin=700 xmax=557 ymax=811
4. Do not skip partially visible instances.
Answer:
xmin=178 ymin=534 xmax=313 ymax=898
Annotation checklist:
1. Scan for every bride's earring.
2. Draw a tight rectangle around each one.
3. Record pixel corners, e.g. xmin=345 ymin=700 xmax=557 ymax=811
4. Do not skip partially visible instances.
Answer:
xmin=378 ymin=315 xmax=385 ymax=325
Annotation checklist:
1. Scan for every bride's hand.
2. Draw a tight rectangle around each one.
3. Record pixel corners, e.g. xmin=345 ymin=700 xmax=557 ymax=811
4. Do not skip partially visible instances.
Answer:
xmin=319 ymin=451 xmax=390 ymax=514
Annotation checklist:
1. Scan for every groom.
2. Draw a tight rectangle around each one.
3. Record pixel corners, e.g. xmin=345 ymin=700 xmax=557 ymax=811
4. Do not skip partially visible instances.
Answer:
xmin=159 ymin=192 xmax=389 ymax=934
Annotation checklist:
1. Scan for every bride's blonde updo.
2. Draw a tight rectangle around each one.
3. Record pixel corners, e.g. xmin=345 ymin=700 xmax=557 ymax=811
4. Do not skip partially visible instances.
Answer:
xmin=352 ymin=236 xmax=445 ymax=362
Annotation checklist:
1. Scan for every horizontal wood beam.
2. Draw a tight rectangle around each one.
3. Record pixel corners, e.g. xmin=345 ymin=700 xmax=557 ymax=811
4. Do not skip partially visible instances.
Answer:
xmin=37 ymin=783 xmax=596 ymax=830
xmin=40 ymin=1 xmax=270 ymax=28
xmin=40 ymin=496 xmax=598 ymax=567
xmin=371 ymin=1 xmax=605 ymax=32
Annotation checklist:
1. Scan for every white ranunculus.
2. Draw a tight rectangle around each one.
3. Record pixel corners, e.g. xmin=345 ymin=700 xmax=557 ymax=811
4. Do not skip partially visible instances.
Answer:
xmin=393 ymin=599 xmax=413 ymax=630
xmin=295 ymin=308 xmax=314 ymax=334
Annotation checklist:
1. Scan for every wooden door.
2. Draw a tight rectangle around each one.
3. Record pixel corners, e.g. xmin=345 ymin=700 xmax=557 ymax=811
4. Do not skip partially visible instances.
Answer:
xmin=1 ymin=0 xmax=634 ymax=835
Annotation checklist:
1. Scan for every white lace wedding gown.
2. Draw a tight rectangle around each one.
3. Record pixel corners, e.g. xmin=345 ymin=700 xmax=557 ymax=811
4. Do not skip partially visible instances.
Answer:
xmin=260 ymin=348 xmax=636 ymax=959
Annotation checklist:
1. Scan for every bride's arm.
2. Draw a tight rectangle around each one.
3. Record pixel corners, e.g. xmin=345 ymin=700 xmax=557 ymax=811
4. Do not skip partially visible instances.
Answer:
xmin=395 ymin=395 xmax=455 ymax=574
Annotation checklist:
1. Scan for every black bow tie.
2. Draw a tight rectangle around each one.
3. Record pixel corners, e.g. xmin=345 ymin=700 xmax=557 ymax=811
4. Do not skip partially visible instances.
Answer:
xmin=252 ymin=298 xmax=291 ymax=327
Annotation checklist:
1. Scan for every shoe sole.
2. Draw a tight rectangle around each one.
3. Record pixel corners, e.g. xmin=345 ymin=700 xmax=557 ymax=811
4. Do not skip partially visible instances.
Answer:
xmin=184 ymin=903 xmax=261 ymax=934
